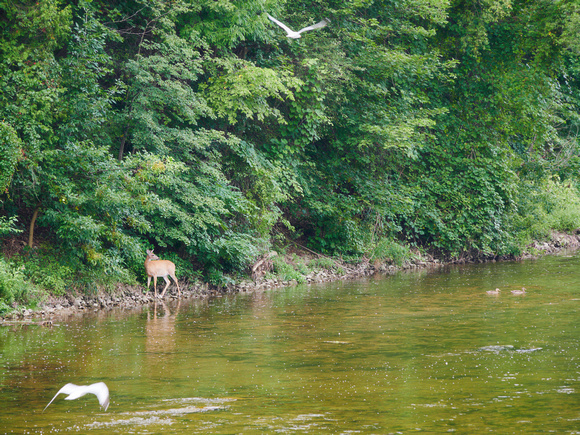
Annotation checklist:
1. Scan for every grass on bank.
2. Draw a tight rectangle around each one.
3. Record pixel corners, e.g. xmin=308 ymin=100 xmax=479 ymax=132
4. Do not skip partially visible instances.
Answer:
xmin=513 ymin=177 xmax=580 ymax=246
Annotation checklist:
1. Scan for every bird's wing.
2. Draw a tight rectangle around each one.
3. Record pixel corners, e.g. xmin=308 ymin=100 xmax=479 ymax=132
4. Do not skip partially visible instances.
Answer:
xmin=43 ymin=383 xmax=77 ymax=412
xmin=267 ymin=14 xmax=295 ymax=34
xmin=88 ymin=382 xmax=110 ymax=411
xmin=297 ymin=19 xmax=330 ymax=34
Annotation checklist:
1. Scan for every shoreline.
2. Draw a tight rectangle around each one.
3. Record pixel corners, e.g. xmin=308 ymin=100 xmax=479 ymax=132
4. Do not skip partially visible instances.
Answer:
xmin=2 ymin=231 xmax=580 ymax=323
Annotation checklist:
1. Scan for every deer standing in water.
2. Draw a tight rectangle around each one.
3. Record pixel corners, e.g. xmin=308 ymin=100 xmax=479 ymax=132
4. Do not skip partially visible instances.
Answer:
xmin=144 ymin=249 xmax=181 ymax=298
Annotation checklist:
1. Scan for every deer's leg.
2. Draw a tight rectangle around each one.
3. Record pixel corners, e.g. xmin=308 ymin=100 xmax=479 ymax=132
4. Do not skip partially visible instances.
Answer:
xmin=160 ymin=276 xmax=171 ymax=298
xmin=147 ymin=276 xmax=152 ymax=292
xmin=170 ymin=273 xmax=181 ymax=296
xmin=153 ymin=276 xmax=158 ymax=298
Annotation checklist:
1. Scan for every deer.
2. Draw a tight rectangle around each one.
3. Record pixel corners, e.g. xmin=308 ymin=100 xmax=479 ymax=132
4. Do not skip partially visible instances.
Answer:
xmin=144 ymin=249 xmax=181 ymax=298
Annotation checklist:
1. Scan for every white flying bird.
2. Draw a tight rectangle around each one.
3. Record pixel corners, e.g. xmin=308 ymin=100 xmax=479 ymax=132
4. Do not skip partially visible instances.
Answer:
xmin=267 ymin=14 xmax=330 ymax=39
xmin=44 ymin=382 xmax=110 ymax=412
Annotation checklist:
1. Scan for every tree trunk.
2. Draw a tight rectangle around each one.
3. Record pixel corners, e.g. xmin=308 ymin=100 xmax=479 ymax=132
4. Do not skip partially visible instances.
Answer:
xmin=118 ymin=126 xmax=130 ymax=161
xmin=28 ymin=207 xmax=40 ymax=248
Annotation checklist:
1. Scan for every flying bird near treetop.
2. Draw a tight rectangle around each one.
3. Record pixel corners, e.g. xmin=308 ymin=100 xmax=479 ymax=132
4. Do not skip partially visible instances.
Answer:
xmin=267 ymin=14 xmax=330 ymax=39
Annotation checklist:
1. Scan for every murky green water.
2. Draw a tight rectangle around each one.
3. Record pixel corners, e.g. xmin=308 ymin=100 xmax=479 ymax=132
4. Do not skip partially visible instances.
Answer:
xmin=1 ymin=253 xmax=579 ymax=434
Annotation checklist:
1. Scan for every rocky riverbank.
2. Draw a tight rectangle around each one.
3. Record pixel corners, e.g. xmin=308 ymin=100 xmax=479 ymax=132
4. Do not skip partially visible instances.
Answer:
xmin=1 ymin=257 xmax=385 ymax=321
xmin=3 ymin=231 xmax=580 ymax=322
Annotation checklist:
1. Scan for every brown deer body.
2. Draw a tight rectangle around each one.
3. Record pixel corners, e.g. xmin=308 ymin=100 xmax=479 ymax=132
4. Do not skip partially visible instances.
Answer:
xmin=144 ymin=249 xmax=181 ymax=298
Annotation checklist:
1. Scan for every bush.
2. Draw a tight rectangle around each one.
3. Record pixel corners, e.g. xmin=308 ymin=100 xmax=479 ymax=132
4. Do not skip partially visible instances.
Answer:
xmin=271 ymin=255 xmax=307 ymax=283
xmin=289 ymin=254 xmax=310 ymax=275
xmin=0 ymin=121 xmax=21 ymax=193
xmin=0 ymin=258 xmax=40 ymax=312
xmin=370 ymin=238 xmax=413 ymax=266
xmin=513 ymin=177 xmax=580 ymax=244
xmin=16 ymin=245 xmax=90 ymax=294
xmin=206 ymin=268 xmax=236 ymax=288
xmin=0 ymin=216 xmax=21 ymax=237
xmin=301 ymin=256 xmax=346 ymax=275
xmin=25 ymin=260 xmax=73 ymax=296
xmin=310 ymin=256 xmax=339 ymax=271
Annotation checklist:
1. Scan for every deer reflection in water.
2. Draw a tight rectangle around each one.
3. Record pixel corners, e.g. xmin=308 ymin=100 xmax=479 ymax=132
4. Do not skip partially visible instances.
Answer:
xmin=145 ymin=300 xmax=181 ymax=358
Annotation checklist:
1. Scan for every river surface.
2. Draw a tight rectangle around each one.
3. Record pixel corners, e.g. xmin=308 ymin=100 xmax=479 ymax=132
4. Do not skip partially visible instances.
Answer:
xmin=1 ymin=253 xmax=579 ymax=434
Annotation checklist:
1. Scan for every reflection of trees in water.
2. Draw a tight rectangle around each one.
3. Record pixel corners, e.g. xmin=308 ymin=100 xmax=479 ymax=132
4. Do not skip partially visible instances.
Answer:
xmin=145 ymin=300 xmax=180 ymax=356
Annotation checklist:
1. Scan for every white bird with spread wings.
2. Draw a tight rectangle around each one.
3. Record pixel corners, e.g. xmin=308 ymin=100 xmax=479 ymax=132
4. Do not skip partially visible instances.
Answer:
xmin=44 ymin=382 xmax=110 ymax=412
xmin=267 ymin=14 xmax=330 ymax=39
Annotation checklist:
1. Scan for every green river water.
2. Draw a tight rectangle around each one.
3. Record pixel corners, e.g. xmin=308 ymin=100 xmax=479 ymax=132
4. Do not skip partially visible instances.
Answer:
xmin=1 ymin=253 xmax=579 ymax=434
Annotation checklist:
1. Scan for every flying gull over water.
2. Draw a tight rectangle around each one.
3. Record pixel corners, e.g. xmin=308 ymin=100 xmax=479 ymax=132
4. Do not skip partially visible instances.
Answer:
xmin=44 ymin=382 xmax=110 ymax=412
xmin=267 ymin=14 xmax=330 ymax=39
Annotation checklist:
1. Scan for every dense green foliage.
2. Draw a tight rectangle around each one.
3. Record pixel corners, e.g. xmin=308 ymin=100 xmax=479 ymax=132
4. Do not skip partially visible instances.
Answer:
xmin=1 ymin=0 xmax=580 ymax=302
